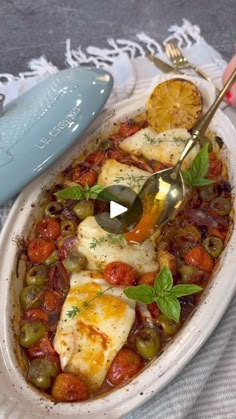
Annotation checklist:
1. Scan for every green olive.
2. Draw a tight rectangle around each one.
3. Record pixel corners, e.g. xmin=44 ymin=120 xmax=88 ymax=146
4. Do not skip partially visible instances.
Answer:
xmin=44 ymin=250 xmax=59 ymax=266
xmin=199 ymin=184 xmax=216 ymax=201
xmin=179 ymin=265 xmax=199 ymax=284
xmin=60 ymin=220 xmax=77 ymax=236
xmin=26 ymin=265 xmax=48 ymax=286
xmin=44 ymin=201 xmax=63 ymax=218
xmin=19 ymin=322 xmax=46 ymax=348
xmin=99 ymin=139 xmax=112 ymax=150
xmin=20 ymin=285 xmax=42 ymax=311
xmin=28 ymin=358 xmax=58 ymax=390
xmin=210 ymin=197 xmax=231 ymax=216
xmin=73 ymin=200 xmax=94 ymax=220
xmin=63 ymin=254 xmax=87 ymax=273
xmin=135 ymin=327 xmax=161 ymax=359
xmin=156 ymin=314 xmax=179 ymax=336
xmin=203 ymin=236 xmax=224 ymax=257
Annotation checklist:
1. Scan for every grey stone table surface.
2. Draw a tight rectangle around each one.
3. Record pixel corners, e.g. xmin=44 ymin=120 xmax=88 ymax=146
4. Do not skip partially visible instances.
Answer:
xmin=1 ymin=0 xmax=236 ymax=75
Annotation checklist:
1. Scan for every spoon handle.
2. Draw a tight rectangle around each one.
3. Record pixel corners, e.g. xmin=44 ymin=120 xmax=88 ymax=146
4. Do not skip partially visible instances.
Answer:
xmin=176 ymin=67 xmax=236 ymax=168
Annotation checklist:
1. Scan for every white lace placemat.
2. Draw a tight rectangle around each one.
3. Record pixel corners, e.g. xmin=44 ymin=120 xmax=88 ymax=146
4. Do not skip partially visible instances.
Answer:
xmin=1 ymin=19 xmax=236 ymax=419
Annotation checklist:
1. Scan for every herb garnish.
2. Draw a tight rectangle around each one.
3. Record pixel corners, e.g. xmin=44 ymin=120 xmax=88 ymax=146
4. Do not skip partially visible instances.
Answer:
xmin=113 ymin=175 xmax=148 ymax=190
xmin=66 ymin=286 xmax=114 ymax=319
xmin=89 ymin=234 xmax=125 ymax=249
xmin=182 ymin=143 xmax=215 ymax=187
xmin=124 ymin=266 xmax=202 ymax=322
xmin=144 ymin=133 xmax=186 ymax=145
xmin=55 ymin=184 xmax=116 ymax=201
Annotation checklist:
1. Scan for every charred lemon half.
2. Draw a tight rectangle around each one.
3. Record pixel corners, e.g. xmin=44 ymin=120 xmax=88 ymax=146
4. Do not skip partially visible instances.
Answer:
xmin=147 ymin=78 xmax=202 ymax=133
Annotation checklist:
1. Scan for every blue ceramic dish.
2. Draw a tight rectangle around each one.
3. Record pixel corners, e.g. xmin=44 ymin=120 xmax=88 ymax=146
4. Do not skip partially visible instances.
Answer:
xmin=0 ymin=67 xmax=113 ymax=204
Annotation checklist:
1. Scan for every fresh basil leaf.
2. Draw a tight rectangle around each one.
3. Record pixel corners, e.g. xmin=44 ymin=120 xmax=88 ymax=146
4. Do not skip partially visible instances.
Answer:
xmin=88 ymin=185 xmax=106 ymax=199
xmin=172 ymin=284 xmax=202 ymax=298
xmin=98 ymin=189 xmax=120 ymax=202
xmin=191 ymin=143 xmax=209 ymax=180
xmin=191 ymin=178 xmax=215 ymax=187
xmin=124 ymin=285 xmax=155 ymax=304
xmin=182 ymin=144 xmax=214 ymax=188
xmin=156 ymin=295 xmax=181 ymax=322
xmin=182 ymin=169 xmax=193 ymax=186
xmin=55 ymin=186 xmax=84 ymax=200
xmin=154 ymin=266 xmax=173 ymax=293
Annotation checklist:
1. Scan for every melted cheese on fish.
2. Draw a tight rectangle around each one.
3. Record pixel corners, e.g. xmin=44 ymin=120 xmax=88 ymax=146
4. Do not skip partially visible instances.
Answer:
xmin=53 ymin=270 xmax=135 ymax=390
xmin=77 ymin=216 xmax=158 ymax=275
xmin=119 ymin=127 xmax=199 ymax=169
xmin=97 ymin=159 xmax=150 ymax=193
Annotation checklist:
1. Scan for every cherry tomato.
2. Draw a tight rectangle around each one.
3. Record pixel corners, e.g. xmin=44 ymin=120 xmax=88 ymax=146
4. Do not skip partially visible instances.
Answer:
xmin=43 ymin=289 xmax=62 ymax=313
xmin=77 ymin=169 xmax=97 ymax=187
xmin=208 ymin=153 xmax=222 ymax=178
xmin=208 ymin=227 xmax=226 ymax=241
xmin=147 ymin=302 xmax=160 ymax=319
xmin=138 ymin=271 xmax=157 ymax=286
xmin=27 ymin=239 xmax=55 ymax=263
xmin=107 ymin=148 xmax=127 ymax=161
xmin=118 ymin=121 xmax=141 ymax=138
xmin=23 ymin=308 xmax=49 ymax=323
xmin=185 ymin=246 xmax=214 ymax=272
xmin=104 ymin=261 xmax=136 ymax=286
xmin=85 ymin=150 xmax=106 ymax=166
xmin=71 ymin=166 xmax=81 ymax=182
xmin=35 ymin=217 xmax=61 ymax=240
xmin=27 ymin=333 xmax=58 ymax=360
xmin=52 ymin=373 xmax=90 ymax=402
xmin=107 ymin=348 xmax=142 ymax=386
xmin=48 ymin=262 xmax=70 ymax=293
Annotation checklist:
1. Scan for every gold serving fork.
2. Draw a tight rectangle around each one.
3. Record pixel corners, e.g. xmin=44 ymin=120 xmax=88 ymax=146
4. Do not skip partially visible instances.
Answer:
xmin=165 ymin=40 xmax=220 ymax=93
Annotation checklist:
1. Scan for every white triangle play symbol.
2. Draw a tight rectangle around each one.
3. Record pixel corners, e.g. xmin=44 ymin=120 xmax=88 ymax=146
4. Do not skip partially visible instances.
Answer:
xmin=110 ymin=201 xmax=128 ymax=219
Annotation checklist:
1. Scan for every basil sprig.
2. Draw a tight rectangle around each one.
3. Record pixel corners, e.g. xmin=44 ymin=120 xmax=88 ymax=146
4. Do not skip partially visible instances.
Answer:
xmin=124 ymin=266 xmax=202 ymax=322
xmin=182 ymin=143 xmax=215 ymax=187
xmin=55 ymin=184 xmax=116 ymax=201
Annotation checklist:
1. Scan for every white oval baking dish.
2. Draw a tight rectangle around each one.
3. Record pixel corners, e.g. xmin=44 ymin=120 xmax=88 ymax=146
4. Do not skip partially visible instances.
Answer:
xmin=0 ymin=76 xmax=236 ymax=418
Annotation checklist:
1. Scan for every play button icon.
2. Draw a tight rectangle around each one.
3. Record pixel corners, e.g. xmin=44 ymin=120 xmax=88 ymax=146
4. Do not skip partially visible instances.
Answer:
xmin=110 ymin=201 xmax=128 ymax=218
xmin=95 ymin=185 xmax=143 ymax=234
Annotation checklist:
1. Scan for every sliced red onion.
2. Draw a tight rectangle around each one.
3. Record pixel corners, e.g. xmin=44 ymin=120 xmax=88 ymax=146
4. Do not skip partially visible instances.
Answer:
xmin=187 ymin=209 xmax=228 ymax=228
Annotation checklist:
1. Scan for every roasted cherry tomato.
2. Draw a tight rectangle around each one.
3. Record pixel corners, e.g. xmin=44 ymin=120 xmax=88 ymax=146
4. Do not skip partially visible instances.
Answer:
xmin=43 ymin=289 xmax=62 ymax=313
xmin=23 ymin=308 xmax=49 ymax=323
xmin=85 ymin=150 xmax=106 ymax=166
xmin=184 ymin=246 xmax=214 ymax=272
xmin=208 ymin=227 xmax=226 ymax=241
xmin=52 ymin=373 xmax=90 ymax=402
xmin=35 ymin=217 xmax=61 ymax=240
xmin=104 ymin=261 xmax=136 ymax=286
xmin=147 ymin=302 xmax=160 ymax=319
xmin=48 ymin=262 xmax=70 ymax=294
xmin=107 ymin=348 xmax=142 ymax=386
xmin=106 ymin=148 xmax=127 ymax=161
xmin=27 ymin=333 xmax=58 ymax=360
xmin=72 ymin=167 xmax=97 ymax=187
xmin=27 ymin=239 xmax=55 ymax=263
xmin=208 ymin=152 xmax=222 ymax=178
xmin=118 ymin=120 xmax=141 ymax=137
xmin=138 ymin=271 xmax=157 ymax=286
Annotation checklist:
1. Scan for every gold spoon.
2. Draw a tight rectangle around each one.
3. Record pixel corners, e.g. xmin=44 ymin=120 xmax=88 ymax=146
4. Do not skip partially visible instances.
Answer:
xmin=126 ymin=68 xmax=236 ymax=243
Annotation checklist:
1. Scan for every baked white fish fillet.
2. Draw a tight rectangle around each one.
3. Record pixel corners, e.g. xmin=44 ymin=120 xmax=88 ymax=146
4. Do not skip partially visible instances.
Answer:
xmin=97 ymin=158 xmax=150 ymax=193
xmin=119 ymin=126 xmax=199 ymax=169
xmin=77 ymin=216 xmax=159 ymax=275
xmin=53 ymin=270 xmax=135 ymax=390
